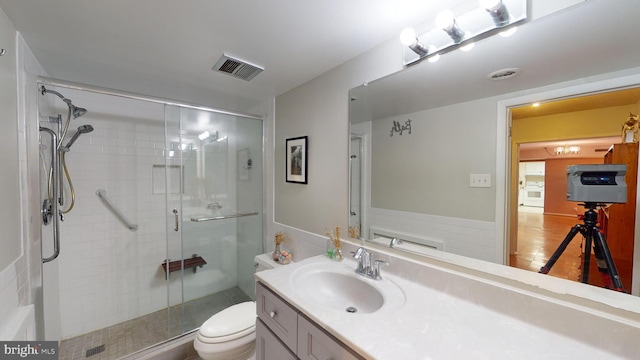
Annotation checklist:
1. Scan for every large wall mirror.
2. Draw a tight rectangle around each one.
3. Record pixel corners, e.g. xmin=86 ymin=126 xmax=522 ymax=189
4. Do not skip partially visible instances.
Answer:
xmin=348 ymin=0 xmax=640 ymax=305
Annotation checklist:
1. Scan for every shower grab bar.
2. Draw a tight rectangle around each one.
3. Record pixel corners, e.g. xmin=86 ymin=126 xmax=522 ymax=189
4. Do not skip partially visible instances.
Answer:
xmin=96 ymin=189 xmax=139 ymax=231
xmin=190 ymin=211 xmax=259 ymax=222
xmin=40 ymin=127 xmax=60 ymax=263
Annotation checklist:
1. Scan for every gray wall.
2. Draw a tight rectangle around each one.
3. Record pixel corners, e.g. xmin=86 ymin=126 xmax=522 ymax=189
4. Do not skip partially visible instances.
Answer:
xmin=371 ymin=100 xmax=497 ymax=222
xmin=274 ymin=41 xmax=403 ymax=235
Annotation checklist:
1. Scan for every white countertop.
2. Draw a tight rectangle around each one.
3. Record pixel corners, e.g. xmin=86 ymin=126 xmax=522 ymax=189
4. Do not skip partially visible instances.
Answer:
xmin=255 ymin=254 xmax=630 ymax=359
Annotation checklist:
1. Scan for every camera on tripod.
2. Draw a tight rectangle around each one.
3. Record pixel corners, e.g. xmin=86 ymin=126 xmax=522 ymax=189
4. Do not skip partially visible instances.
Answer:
xmin=539 ymin=164 xmax=628 ymax=292
xmin=566 ymin=164 xmax=627 ymax=204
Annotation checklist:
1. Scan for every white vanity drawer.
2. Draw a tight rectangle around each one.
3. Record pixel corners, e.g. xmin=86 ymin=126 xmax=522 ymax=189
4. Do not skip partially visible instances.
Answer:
xmin=298 ymin=314 xmax=363 ymax=360
xmin=256 ymin=281 xmax=298 ymax=353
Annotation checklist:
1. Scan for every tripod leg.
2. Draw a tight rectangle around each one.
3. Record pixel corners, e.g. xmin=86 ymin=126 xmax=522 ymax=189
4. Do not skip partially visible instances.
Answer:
xmin=582 ymin=230 xmax=593 ymax=284
xmin=593 ymin=230 xmax=626 ymax=292
xmin=539 ymin=225 xmax=582 ymax=274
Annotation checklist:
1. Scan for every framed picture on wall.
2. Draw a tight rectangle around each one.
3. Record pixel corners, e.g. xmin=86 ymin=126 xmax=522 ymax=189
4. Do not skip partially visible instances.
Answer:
xmin=286 ymin=136 xmax=308 ymax=184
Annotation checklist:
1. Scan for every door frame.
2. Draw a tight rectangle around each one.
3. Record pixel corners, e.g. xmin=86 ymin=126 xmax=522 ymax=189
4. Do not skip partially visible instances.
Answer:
xmin=495 ymin=69 xmax=640 ymax=295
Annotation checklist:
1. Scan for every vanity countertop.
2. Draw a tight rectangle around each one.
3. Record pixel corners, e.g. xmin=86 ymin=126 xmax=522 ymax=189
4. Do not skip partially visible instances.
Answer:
xmin=255 ymin=254 xmax=631 ymax=359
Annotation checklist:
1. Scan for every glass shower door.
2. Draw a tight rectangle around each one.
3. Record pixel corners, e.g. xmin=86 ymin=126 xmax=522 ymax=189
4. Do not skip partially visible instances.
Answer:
xmin=164 ymin=105 xmax=263 ymax=335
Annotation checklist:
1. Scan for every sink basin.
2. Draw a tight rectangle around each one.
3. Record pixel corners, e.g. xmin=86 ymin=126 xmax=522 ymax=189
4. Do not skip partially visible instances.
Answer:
xmin=290 ymin=261 xmax=405 ymax=314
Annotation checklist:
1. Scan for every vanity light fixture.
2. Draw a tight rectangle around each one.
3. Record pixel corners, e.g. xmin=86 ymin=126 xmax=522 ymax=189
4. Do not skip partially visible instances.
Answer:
xmin=436 ymin=10 xmax=466 ymax=43
xmin=400 ymin=28 xmax=430 ymax=56
xmin=480 ymin=0 xmax=511 ymax=26
xmin=400 ymin=0 xmax=528 ymax=66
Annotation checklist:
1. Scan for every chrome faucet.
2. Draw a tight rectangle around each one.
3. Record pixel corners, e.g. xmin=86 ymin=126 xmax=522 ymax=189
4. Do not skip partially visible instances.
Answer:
xmin=352 ymin=247 xmax=388 ymax=280
xmin=389 ymin=237 xmax=402 ymax=248
xmin=352 ymin=247 xmax=371 ymax=274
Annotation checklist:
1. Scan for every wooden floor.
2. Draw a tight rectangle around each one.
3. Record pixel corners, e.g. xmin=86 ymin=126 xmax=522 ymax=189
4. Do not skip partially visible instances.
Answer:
xmin=510 ymin=208 xmax=585 ymax=283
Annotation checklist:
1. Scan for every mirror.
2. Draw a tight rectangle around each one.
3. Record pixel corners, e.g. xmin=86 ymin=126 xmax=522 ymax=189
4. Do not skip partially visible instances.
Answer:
xmin=348 ymin=0 xmax=640 ymax=299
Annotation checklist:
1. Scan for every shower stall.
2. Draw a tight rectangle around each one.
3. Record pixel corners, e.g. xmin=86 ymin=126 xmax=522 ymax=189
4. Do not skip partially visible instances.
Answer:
xmin=36 ymin=80 xmax=263 ymax=359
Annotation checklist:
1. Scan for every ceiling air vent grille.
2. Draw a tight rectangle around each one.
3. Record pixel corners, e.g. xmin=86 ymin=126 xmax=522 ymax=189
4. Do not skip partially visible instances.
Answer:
xmin=213 ymin=54 xmax=264 ymax=81
xmin=487 ymin=68 xmax=521 ymax=81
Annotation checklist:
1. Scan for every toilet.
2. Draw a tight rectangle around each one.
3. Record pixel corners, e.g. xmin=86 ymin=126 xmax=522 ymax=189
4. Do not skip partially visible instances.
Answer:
xmin=193 ymin=254 xmax=284 ymax=360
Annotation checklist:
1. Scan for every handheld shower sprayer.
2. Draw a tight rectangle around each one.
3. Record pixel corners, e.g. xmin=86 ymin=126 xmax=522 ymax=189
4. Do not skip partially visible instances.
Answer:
xmin=60 ymin=125 xmax=94 ymax=152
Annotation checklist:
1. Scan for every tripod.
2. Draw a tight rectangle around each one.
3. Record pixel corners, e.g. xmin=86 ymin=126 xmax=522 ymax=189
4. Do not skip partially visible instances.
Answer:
xmin=538 ymin=203 xmax=625 ymax=292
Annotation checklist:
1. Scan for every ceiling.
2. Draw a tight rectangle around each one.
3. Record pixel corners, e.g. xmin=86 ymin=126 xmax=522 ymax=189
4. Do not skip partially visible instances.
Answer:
xmin=514 ymin=87 xmax=640 ymax=160
xmin=511 ymin=88 xmax=640 ymax=119
xmin=1 ymin=1 xmax=639 ymax=116
xmin=0 ymin=0 xmax=475 ymax=111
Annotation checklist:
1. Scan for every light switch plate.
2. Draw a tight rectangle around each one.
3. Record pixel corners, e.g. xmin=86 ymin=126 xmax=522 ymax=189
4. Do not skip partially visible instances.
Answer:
xmin=470 ymin=173 xmax=491 ymax=188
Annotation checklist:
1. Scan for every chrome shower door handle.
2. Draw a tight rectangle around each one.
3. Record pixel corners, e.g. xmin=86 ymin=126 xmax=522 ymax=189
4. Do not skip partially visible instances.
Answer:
xmin=173 ymin=209 xmax=179 ymax=231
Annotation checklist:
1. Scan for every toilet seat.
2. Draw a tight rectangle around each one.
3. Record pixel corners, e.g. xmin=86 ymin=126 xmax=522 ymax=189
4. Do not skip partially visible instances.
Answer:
xmin=197 ymin=301 xmax=256 ymax=344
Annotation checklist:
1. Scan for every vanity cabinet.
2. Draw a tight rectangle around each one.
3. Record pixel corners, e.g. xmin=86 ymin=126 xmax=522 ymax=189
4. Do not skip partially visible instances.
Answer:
xmin=297 ymin=314 xmax=360 ymax=360
xmin=256 ymin=319 xmax=297 ymax=360
xmin=256 ymin=282 xmax=364 ymax=360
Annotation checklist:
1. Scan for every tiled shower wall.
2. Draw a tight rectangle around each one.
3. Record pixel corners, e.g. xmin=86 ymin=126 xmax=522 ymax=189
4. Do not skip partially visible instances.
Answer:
xmin=41 ymin=88 xmax=244 ymax=339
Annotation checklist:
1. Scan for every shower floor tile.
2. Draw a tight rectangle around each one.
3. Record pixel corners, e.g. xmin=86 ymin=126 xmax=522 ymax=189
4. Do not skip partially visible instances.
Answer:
xmin=58 ymin=286 xmax=251 ymax=360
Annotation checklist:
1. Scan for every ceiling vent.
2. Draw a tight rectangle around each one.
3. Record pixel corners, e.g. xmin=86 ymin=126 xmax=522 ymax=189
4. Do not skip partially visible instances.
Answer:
xmin=487 ymin=68 xmax=521 ymax=81
xmin=213 ymin=54 xmax=264 ymax=81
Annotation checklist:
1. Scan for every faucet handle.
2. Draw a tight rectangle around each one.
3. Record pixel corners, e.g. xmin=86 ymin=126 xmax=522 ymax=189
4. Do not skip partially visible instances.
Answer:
xmin=390 ymin=237 xmax=402 ymax=248
xmin=373 ymin=260 xmax=389 ymax=280
xmin=352 ymin=247 xmax=367 ymax=259
xmin=352 ymin=247 xmax=370 ymax=273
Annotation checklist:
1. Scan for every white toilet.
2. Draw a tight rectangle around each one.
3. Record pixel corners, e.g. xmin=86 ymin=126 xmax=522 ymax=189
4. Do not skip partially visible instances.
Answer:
xmin=193 ymin=254 xmax=283 ymax=360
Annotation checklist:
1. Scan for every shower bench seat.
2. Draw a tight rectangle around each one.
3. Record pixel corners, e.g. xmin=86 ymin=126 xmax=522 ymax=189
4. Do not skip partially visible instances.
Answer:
xmin=161 ymin=256 xmax=207 ymax=275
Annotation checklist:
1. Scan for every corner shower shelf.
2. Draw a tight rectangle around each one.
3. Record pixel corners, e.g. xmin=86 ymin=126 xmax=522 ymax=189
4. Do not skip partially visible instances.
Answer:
xmin=162 ymin=256 xmax=207 ymax=275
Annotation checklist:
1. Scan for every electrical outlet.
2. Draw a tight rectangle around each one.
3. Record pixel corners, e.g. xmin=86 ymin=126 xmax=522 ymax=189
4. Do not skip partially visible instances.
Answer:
xmin=470 ymin=173 xmax=491 ymax=188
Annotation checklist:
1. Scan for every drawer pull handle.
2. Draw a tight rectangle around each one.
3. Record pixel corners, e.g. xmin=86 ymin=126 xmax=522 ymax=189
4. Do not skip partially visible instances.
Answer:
xmin=269 ymin=311 xmax=276 ymax=318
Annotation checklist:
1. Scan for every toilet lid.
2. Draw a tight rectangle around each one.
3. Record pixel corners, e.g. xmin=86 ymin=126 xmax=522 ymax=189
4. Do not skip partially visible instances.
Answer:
xmin=199 ymin=301 xmax=256 ymax=340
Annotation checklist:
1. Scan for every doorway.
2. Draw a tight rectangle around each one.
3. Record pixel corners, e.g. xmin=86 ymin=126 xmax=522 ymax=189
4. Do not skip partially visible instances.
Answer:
xmin=506 ymin=87 xmax=640 ymax=292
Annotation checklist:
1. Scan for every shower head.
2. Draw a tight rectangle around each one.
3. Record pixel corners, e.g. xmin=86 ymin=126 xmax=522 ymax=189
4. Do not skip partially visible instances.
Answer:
xmin=72 ymin=105 xmax=87 ymax=119
xmin=60 ymin=124 xmax=94 ymax=152
xmin=42 ymin=86 xmax=69 ymax=102
xmin=42 ymin=86 xmax=88 ymax=119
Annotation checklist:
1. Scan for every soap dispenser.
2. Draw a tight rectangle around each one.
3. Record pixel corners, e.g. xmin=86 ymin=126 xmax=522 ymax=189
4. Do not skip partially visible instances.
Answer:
xmin=325 ymin=229 xmax=335 ymax=259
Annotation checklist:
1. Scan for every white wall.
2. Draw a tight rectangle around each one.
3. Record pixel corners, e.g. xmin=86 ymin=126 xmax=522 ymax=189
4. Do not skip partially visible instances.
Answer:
xmin=0 ymin=8 xmax=43 ymax=341
xmin=0 ymin=3 xmax=23 ymax=320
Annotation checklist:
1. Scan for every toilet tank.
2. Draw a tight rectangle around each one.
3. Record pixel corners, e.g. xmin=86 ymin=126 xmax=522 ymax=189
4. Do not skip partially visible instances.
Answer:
xmin=254 ymin=253 xmax=291 ymax=272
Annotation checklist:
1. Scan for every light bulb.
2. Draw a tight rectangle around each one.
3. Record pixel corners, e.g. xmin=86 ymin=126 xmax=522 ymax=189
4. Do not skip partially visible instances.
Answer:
xmin=436 ymin=10 xmax=455 ymax=30
xmin=427 ymin=46 xmax=440 ymax=62
xmin=400 ymin=28 xmax=417 ymax=46
xmin=198 ymin=131 xmax=210 ymax=140
xmin=460 ymin=42 xmax=475 ymax=52
xmin=499 ymin=27 xmax=517 ymax=37
xmin=479 ymin=0 xmax=501 ymax=11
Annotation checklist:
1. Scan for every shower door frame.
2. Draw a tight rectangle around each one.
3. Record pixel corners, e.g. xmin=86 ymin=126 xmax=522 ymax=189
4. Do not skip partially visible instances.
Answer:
xmin=34 ymin=77 xmax=265 ymax=351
